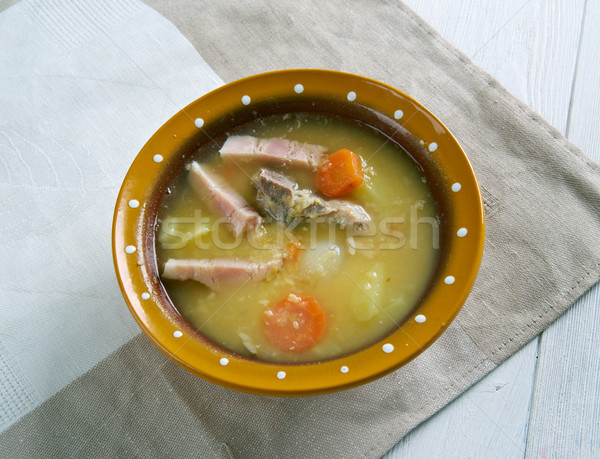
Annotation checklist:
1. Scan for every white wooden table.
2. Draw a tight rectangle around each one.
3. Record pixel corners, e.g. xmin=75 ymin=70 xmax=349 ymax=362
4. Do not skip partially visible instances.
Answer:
xmin=383 ymin=1 xmax=600 ymax=457
xmin=0 ymin=1 xmax=597 ymax=456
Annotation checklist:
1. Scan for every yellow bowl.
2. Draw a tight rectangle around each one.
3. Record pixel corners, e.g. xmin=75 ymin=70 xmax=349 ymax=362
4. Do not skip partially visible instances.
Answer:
xmin=112 ymin=69 xmax=484 ymax=396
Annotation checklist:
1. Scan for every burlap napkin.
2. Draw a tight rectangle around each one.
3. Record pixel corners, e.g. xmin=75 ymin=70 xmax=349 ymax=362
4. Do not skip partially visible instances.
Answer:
xmin=1 ymin=0 xmax=599 ymax=458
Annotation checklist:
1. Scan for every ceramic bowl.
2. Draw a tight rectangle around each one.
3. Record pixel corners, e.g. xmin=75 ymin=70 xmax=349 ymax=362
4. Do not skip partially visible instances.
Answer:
xmin=112 ymin=69 xmax=484 ymax=396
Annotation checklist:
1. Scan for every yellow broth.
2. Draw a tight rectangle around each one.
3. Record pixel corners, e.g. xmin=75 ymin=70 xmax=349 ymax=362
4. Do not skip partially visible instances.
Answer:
xmin=156 ymin=112 xmax=440 ymax=363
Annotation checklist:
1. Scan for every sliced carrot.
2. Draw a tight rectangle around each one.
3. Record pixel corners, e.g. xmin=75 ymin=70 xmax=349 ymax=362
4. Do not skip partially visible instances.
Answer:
xmin=284 ymin=241 xmax=303 ymax=264
xmin=316 ymin=148 xmax=364 ymax=197
xmin=263 ymin=294 xmax=326 ymax=353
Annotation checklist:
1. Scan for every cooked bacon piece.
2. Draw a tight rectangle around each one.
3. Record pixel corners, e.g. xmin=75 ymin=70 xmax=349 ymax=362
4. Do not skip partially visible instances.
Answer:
xmin=220 ymin=135 xmax=327 ymax=169
xmin=162 ymin=258 xmax=282 ymax=291
xmin=189 ymin=162 xmax=262 ymax=237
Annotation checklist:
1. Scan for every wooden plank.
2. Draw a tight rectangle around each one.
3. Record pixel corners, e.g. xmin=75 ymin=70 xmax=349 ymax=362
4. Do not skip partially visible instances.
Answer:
xmin=525 ymin=286 xmax=600 ymax=458
xmin=525 ymin=0 xmax=600 ymax=455
xmin=384 ymin=0 xmax=585 ymax=457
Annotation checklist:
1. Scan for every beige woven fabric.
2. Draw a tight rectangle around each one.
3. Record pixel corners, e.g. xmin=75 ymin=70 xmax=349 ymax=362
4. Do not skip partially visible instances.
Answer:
xmin=1 ymin=0 xmax=599 ymax=458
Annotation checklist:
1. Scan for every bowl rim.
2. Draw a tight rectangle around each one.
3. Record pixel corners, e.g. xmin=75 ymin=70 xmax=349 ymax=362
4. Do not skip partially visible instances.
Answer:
xmin=112 ymin=69 xmax=485 ymax=396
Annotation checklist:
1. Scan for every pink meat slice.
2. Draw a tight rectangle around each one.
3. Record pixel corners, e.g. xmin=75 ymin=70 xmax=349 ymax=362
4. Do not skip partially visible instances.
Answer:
xmin=189 ymin=162 xmax=262 ymax=237
xmin=219 ymin=135 xmax=327 ymax=169
xmin=162 ymin=258 xmax=283 ymax=291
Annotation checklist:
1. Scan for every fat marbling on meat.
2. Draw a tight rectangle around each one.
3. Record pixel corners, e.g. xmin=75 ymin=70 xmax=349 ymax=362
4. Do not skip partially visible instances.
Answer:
xmin=220 ymin=135 xmax=327 ymax=169
xmin=162 ymin=257 xmax=283 ymax=291
xmin=188 ymin=161 xmax=262 ymax=237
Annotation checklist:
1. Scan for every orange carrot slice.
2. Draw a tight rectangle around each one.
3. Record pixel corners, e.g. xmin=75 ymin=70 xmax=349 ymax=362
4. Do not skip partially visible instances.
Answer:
xmin=284 ymin=241 xmax=303 ymax=264
xmin=316 ymin=148 xmax=364 ymax=197
xmin=263 ymin=294 xmax=326 ymax=353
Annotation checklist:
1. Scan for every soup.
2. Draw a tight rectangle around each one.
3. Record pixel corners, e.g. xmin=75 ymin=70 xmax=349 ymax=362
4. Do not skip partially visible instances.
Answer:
xmin=156 ymin=112 xmax=440 ymax=363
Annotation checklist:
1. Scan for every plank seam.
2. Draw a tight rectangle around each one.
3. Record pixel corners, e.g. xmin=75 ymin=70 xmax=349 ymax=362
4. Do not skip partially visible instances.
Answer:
xmin=523 ymin=335 xmax=542 ymax=459
xmin=565 ymin=0 xmax=590 ymax=139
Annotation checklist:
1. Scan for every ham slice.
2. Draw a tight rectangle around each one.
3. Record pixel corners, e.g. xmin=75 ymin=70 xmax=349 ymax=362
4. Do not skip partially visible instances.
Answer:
xmin=162 ymin=258 xmax=282 ymax=291
xmin=189 ymin=162 xmax=262 ymax=237
xmin=220 ymin=135 xmax=327 ymax=169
